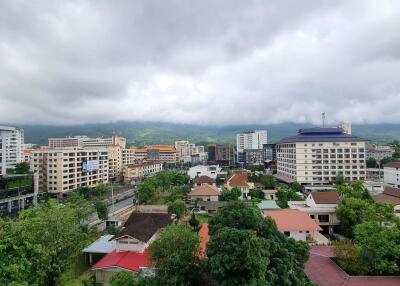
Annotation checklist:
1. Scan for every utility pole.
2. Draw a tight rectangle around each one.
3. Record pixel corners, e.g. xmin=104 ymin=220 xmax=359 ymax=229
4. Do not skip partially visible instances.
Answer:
xmin=322 ymin=112 xmax=326 ymax=127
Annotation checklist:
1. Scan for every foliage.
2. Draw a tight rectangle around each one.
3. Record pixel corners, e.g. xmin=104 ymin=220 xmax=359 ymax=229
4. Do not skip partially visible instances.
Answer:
xmin=15 ymin=162 xmax=31 ymax=174
xmin=335 ymin=175 xmax=345 ymax=186
xmin=167 ymin=199 xmax=186 ymax=219
xmin=5 ymin=175 xmax=33 ymax=189
xmin=219 ymin=187 xmax=241 ymax=201
xmin=149 ymin=224 xmax=201 ymax=286
xmin=336 ymin=181 xmax=371 ymax=200
xmin=0 ymin=200 xmax=89 ymax=285
xmin=366 ymin=157 xmax=378 ymax=168
xmin=249 ymin=188 xmax=264 ymax=200
xmin=76 ymin=183 xmax=109 ymax=200
xmin=110 ymin=272 xmax=138 ymax=286
xmin=275 ymin=186 xmax=303 ymax=208
xmin=260 ymin=175 xmax=275 ymax=189
xmin=207 ymin=201 xmax=311 ymax=285
xmin=207 ymin=227 xmax=268 ymax=286
xmin=247 ymin=165 xmax=265 ymax=172
xmin=334 ymin=241 xmax=369 ymax=275
xmin=189 ymin=213 xmax=200 ymax=229
xmin=94 ymin=200 xmax=109 ymax=221
xmin=291 ymin=181 xmax=303 ymax=193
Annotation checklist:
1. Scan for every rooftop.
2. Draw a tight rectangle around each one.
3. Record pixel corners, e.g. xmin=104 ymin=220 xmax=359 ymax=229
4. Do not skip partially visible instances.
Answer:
xmin=226 ymin=171 xmax=249 ymax=188
xmin=372 ymin=186 xmax=400 ymax=206
xmin=311 ymin=191 xmax=340 ymax=204
xmin=264 ymin=209 xmax=322 ymax=232
xmin=92 ymin=250 xmax=152 ymax=272
xmin=278 ymin=127 xmax=368 ymax=143
xmin=257 ymin=200 xmax=280 ymax=210
xmin=384 ymin=162 xmax=400 ymax=168
xmin=188 ymin=184 xmax=219 ymax=197
xmin=193 ymin=175 xmax=216 ymax=185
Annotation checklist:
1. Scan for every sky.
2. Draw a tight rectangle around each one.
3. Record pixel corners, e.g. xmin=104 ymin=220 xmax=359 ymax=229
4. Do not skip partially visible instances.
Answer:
xmin=1 ymin=0 xmax=400 ymax=126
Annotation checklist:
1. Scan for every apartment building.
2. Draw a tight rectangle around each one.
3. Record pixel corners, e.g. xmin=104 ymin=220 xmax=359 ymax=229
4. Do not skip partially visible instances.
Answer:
xmin=263 ymin=143 xmax=277 ymax=162
xmin=123 ymin=161 xmax=163 ymax=184
xmin=31 ymin=147 xmax=108 ymax=195
xmin=276 ymin=127 xmax=368 ymax=187
xmin=236 ymin=130 xmax=267 ymax=164
xmin=107 ymin=146 xmax=123 ymax=181
xmin=82 ymin=136 xmax=126 ymax=148
xmin=122 ymin=148 xmax=137 ymax=166
xmin=383 ymin=162 xmax=400 ymax=188
xmin=175 ymin=141 xmax=195 ymax=158
xmin=207 ymin=144 xmax=236 ymax=167
xmin=48 ymin=136 xmax=88 ymax=148
xmin=0 ymin=126 xmax=24 ymax=175
xmin=367 ymin=146 xmax=395 ymax=162
xmin=144 ymin=145 xmax=178 ymax=163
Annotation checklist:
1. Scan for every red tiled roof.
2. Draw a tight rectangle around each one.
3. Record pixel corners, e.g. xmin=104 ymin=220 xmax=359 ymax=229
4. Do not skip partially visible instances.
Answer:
xmin=372 ymin=186 xmax=400 ymax=206
xmin=92 ymin=250 xmax=153 ymax=272
xmin=199 ymin=224 xmax=210 ymax=259
xmin=226 ymin=171 xmax=249 ymax=187
xmin=311 ymin=192 xmax=340 ymax=204
xmin=264 ymin=209 xmax=322 ymax=232
xmin=194 ymin=175 xmax=215 ymax=185
xmin=384 ymin=162 xmax=400 ymax=168
xmin=188 ymin=184 xmax=219 ymax=197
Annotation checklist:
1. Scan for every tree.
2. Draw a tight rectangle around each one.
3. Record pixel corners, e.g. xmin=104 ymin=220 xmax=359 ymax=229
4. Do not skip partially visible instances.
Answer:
xmin=110 ymin=272 xmax=157 ymax=286
xmin=167 ymin=199 xmax=186 ymax=219
xmin=366 ymin=157 xmax=378 ymax=168
xmin=275 ymin=186 xmax=303 ymax=208
xmin=207 ymin=227 xmax=268 ymax=286
xmin=335 ymin=175 xmax=345 ymax=186
xmin=291 ymin=181 xmax=303 ymax=193
xmin=219 ymin=187 xmax=241 ymax=201
xmin=354 ymin=221 xmax=400 ymax=275
xmin=336 ymin=181 xmax=371 ymax=200
xmin=334 ymin=241 xmax=369 ymax=275
xmin=0 ymin=200 xmax=89 ymax=285
xmin=94 ymin=200 xmax=109 ymax=221
xmin=189 ymin=213 xmax=200 ymax=230
xmin=149 ymin=224 xmax=201 ymax=286
xmin=260 ymin=175 xmax=275 ymax=189
xmin=14 ymin=162 xmax=30 ymax=174
xmin=249 ymin=188 xmax=264 ymax=200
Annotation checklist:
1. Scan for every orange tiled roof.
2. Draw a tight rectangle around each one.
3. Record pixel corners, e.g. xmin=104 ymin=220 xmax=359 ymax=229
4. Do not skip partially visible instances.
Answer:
xmin=144 ymin=145 xmax=177 ymax=153
xmin=188 ymin=184 xmax=219 ymax=197
xmin=264 ymin=209 xmax=322 ymax=232
xmin=226 ymin=171 xmax=249 ymax=187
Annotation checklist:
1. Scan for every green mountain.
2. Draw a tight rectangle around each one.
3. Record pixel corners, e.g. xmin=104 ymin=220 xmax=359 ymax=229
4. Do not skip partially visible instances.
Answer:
xmin=12 ymin=121 xmax=400 ymax=146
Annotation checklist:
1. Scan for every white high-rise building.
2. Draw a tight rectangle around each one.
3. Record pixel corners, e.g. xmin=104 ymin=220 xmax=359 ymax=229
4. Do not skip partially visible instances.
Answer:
xmin=236 ymin=130 xmax=268 ymax=164
xmin=0 ymin=126 xmax=24 ymax=175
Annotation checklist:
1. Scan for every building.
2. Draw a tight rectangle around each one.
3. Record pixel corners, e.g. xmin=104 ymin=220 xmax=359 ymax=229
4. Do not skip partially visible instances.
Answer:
xmin=236 ymin=130 xmax=267 ymax=164
xmin=256 ymin=200 xmax=280 ymax=211
xmin=0 ymin=174 xmax=38 ymax=215
xmin=30 ymin=147 xmax=109 ymax=195
xmin=188 ymin=184 xmax=220 ymax=202
xmin=243 ymin=149 xmax=265 ymax=166
xmin=107 ymin=146 xmax=123 ymax=181
xmin=122 ymin=148 xmax=137 ymax=166
xmin=367 ymin=146 xmax=394 ymax=162
xmin=0 ymin=126 xmax=24 ymax=175
xmin=262 ymin=189 xmax=278 ymax=200
xmin=82 ymin=136 xmax=126 ymax=148
xmin=276 ymin=127 xmax=368 ymax=188
xmin=193 ymin=175 xmax=216 ymax=186
xmin=196 ymin=201 xmax=227 ymax=215
xmin=207 ymin=144 xmax=236 ymax=167
xmin=123 ymin=161 xmax=163 ymax=184
xmin=224 ymin=171 xmax=254 ymax=199
xmin=48 ymin=136 xmax=88 ymax=148
xmin=383 ymin=162 xmax=400 ymax=188
xmin=263 ymin=143 xmax=276 ymax=163
xmin=372 ymin=186 xmax=400 ymax=215
xmin=187 ymin=165 xmax=224 ymax=180
xmin=144 ymin=145 xmax=178 ymax=163
xmin=91 ymin=212 xmax=173 ymax=285
xmin=289 ymin=191 xmax=340 ymax=235
xmin=175 ymin=140 xmax=196 ymax=160
xmin=263 ymin=209 xmax=328 ymax=244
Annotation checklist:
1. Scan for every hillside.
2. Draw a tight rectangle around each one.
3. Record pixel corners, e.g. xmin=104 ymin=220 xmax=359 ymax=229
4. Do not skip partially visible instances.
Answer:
xmin=12 ymin=121 xmax=400 ymax=146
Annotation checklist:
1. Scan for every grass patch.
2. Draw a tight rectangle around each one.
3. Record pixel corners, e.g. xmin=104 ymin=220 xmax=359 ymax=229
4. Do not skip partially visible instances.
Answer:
xmin=56 ymin=256 xmax=91 ymax=286
xmin=196 ymin=215 xmax=209 ymax=224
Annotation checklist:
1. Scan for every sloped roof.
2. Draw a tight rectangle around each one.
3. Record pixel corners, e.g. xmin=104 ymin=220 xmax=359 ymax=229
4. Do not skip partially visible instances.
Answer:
xmin=194 ymin=175 xmax=215 ymax=185
xmin=264 ymin=209 xmax=322 ymax=232
xmin=257 ymin=200 xmax=280 ymax=210
xmin=188 ymin=184 xmax=219 ymax=196
xmin=311 ymin=192 xmax=340 ymax=204
xmin=92 ymin=250 xmax=152 ymax=272
xmin=113 ymin=212 xmax=172 ymax=242
xmin=372 ymin=186 xmax=400 ymax=206
xmin=83 ymin=235 xmax=116 ymax=254
xmin=384 ymin=162 xmax=400 ymax=168
xmin=226 ymin=171 xmax=249 ymax=187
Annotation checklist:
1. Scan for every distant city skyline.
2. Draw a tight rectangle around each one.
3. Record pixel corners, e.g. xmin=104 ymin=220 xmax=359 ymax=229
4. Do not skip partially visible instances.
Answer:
xmin=1 ymin=1 xmax=400 ymax=125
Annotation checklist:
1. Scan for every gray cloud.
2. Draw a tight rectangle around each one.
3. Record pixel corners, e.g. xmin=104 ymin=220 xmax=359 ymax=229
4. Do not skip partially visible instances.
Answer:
xmin=0 ymin=0 xmax=400 ymax=125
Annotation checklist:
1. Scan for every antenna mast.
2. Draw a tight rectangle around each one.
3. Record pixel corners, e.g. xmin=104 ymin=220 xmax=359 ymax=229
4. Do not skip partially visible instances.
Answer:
xmin=322 ymin=112 xmax=326 ymax=127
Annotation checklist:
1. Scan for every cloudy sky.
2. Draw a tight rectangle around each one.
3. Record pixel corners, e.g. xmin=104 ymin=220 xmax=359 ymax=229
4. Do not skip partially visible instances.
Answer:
xmin=1 ymin=0 xmax=400 ymax=126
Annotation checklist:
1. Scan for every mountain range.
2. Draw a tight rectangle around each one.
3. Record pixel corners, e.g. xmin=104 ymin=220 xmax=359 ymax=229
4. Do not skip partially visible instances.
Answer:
xmin=10 ymin=121 xmax=400 ymax=147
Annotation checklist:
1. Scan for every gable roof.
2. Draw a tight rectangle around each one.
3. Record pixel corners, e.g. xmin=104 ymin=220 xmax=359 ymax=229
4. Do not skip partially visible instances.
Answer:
xmin=372 ymin=186 xmax=400 ymax=206
xmin=264 ymin=209 xmax=322 ymax=232
xmin=384 ymin=162 xmax=400 ymax=168
xmin=113 ymin=212 xmax=172 ymax=242
xmin=92 ymin=250 xmax=152 ymax=272
xmin=310 ymin=192 xmax=340 ymax=204
xmin=188 ymin=184 xmax=219 ymax=197
xmin=194 ymin=175 xmax=215 ymax=185
xmin=226 ymin=171 xmax=249 ymax=187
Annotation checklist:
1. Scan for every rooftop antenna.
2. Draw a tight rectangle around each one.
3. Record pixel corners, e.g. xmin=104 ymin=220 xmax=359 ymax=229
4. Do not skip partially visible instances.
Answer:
xmin=322 ymin=112 xmax=326 ymax=127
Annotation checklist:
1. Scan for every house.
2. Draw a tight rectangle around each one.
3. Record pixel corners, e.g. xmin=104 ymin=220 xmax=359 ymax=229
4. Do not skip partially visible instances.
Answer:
xmin=289 ymin=191 xmax=340 ymax=235
xmin=257 ymin=200 xmax=280 ymax=211
xmin=83 ymin=235 xmax=116 ymax=265
xmin=188 ymin=184 xmax=220 ymax=202
xmin=193 ymin=175 xmax=216 ymax=186
xmin=372 ymin=186 xmax=400 ymax=215
xmin=197 ymin=201 xmax=227 ymax=215
xmin=264 ymin=209 xmax=328 ymax=245
xmin=187 ymin=165 xmax=224 ymax=180
xmin=262 ymin=189 xmax=278 ymax=200
xmin=92 ymin=212 xmax=173 ymax=285
xmin=383 ymin=162 xmax=400 ymax=188
xmin=224 ymin=171 xmax=254 ymax=199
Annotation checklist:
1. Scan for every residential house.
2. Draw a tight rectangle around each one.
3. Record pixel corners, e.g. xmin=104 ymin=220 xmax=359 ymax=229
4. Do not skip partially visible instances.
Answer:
xmin=289 ymin=191 xmax=340 ymax=235
xmin=193 ymin=175 xmax=216 ymax=186
xmin=197 ymin=201 xmax=227 ymax=215
xmin=264 ymin=209 xmax=328 ymax=245
xmin=188 ymin=184 xmax=220 ymax=202
xmin=224 ymin=171 xmax=254 ymax=199
xmin=372 ymin=186 xmax=400 ymax=215
xmin=262 ymin=189 xmax=278 ymax=200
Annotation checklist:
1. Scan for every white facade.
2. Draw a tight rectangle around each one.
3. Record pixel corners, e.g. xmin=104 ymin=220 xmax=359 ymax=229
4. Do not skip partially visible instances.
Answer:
xmin=187 ymin=165 xmax=223 ymax=179
xmin=384 ymin=163 xmax=400 ymax=188
xmin=48 ymin=136 xmax=88 ymax=148
xmin=0 ymin=126 xmax=24 ymax=175
xmin=236 ymin=130 xmax=267 ymax=163
xmin=367 ymin=146 xmax=395 ymax=162
xmin=82 ymin=136 xmax=126 ymax=148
